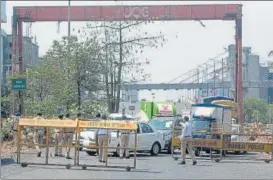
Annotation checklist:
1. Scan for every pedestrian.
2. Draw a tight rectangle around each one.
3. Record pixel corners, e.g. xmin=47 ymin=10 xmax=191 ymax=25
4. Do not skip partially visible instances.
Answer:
xmin=63 ymin=113 xmax=73 ymax=159
xmin=96 ymin=114 xmax=110 ymax=163
xmin=33 ymin=113 xmax=45 ymax=157
xmin=12 ymin=112 xmax=20 ymax=151
xmin=179 ymin=116 xmax=197 ymax=165
xmin=54 ymin=114 xmax=64 ymax=157
xmin=119 ymin=113 xmax=130 ymax=159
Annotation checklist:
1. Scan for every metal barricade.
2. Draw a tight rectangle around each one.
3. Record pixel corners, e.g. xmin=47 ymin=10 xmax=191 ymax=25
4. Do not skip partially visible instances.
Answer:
xmin=171 ymin=120 xmax=223 ymax=162
xmin=17 ymin=118 xmax=78 ymax=168
xmin=215 ymin=122 xmax=273 ymax=164
xmin=75 ymin=120 xmax=138 ymax=172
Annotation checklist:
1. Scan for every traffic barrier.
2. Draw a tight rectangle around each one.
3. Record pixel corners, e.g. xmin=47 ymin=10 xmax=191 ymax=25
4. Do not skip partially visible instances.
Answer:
xmin=171 ymin=122 xmax=273 ymax=163
xmin=76 ymin=120 xmax=138 ymax=172
xmin=17 ymin=118 xmax=78 ymax=169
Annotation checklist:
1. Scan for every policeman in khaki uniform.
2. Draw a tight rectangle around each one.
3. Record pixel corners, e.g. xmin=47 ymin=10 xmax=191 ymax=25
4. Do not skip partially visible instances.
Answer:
xmin=63 ymin=113 xmax=74 ymax=159
xmin=119 ymin=111 xmax=130 ymax=159
xmin=54 ymin=114 xmax=64 ymax=157
xmin=33 ymin=113 xmax=45 ymax=157
xmin=96 ymin=114 xmax=110 ymax=163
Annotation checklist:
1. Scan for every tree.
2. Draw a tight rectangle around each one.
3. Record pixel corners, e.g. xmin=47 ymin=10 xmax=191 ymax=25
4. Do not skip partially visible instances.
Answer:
xmin=17 ymin=34 xmax=106 ymax=117
xmin=244 ymin=98 xmax=268 ymax=123
xmin=80 ymin=21 xmax=166 ymax=113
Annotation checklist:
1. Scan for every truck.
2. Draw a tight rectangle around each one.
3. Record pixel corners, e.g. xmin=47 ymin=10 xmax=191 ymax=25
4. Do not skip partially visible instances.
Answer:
xmin=140 ymin=101 xmax=177 ymax=153
xmin=191 ymin=103 xmax=232 ymax=156
xmin=203 ymin=96 xmax=238 ymax=122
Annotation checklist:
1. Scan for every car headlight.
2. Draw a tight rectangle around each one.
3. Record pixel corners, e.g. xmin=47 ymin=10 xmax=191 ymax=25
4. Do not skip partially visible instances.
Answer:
xmin=164 ymin=133 xmax=171 ymax=141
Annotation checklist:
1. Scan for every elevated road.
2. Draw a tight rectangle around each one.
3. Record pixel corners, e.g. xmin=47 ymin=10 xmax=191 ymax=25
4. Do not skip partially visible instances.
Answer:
xmin=122 ymin=81 xmax=273 ymax=90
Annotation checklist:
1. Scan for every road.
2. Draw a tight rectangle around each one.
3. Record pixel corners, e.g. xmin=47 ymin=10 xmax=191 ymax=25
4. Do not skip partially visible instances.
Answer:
xmin=1 ymin=149 xmax=273 ymax=179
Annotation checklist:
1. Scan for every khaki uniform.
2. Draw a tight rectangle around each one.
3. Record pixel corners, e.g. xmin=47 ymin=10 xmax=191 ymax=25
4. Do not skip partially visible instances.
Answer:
xmin=97 ymin=129 xmax=109 ymax=162
xmin=54 ymin=127 xmax=64 ymax=156
xmin=181 ymin=137 xmax=196 ymax=162
xmin=63 ymin=119 xmax=74 ymax=158
xmin=33 ymin=117 xmax=45 ymax=153
xmin=120 ymin=130 xmax=130 ymax=158
xmin=98 ymin=134 xmax=107 ymax=162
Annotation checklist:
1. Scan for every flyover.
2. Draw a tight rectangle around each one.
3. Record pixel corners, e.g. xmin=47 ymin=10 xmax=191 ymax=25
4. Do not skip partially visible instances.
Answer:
xmin=122 ymin=81 xmax=273 ymax=91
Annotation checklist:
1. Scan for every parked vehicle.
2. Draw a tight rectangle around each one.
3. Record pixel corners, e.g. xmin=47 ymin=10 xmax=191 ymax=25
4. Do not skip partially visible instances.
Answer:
xmin=82 ymin=122 xmax=165 ymax=156
xmin=149 ymin=118 xmax=174 ymax=153
xmin=191 ymin=103 xmax=232 ymax=156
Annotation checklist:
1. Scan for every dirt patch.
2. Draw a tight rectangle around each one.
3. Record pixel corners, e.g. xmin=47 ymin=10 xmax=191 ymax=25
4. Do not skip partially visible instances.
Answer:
xmin=1 ymin=141 xmax=35 ymax=156
xmin=1 ymin=141 xmax=16 ymax=156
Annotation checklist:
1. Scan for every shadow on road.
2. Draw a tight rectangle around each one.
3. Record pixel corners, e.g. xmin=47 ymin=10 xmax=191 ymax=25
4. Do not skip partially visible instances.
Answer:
xmin=1 ymin=157 xmax=16 ymax=166
xmin=23 ymin=165 xmax=161 ymax=174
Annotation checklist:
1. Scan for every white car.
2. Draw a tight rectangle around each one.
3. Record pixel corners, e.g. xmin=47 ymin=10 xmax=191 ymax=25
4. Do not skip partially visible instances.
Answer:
xmin=82 ymin=122 xmax=165 ymax=156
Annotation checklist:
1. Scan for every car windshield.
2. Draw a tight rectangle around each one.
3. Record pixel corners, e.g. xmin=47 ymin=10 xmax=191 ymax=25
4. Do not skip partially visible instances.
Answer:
xmin=192 ymin=120 xmax=211 ymax=133
xmin=150 ymin=119 xmax=174 ymax=130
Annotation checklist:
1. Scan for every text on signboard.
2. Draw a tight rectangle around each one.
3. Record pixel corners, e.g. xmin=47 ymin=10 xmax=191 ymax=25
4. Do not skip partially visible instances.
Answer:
xmin=124 ymin=7 xmax=150 ymax=19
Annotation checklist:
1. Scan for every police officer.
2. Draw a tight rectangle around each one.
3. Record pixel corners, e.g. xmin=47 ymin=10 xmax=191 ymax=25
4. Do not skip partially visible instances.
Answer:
xmin=12 ymin=112 xmax=20 ymax=150
xmin=119 ymin=110 xmax=130 ymax=159
xmin=33 ymin=113 xmax=45 ymax=157
xmin=54 ymin=114 xmax=64 ymax=157
xmin=63 ymin=113 xmax=73 ymax=159
xmin=97 ymin=114 xmax=110 ymax=162
xmin=179 ymin=116 xmax=197 ymax=165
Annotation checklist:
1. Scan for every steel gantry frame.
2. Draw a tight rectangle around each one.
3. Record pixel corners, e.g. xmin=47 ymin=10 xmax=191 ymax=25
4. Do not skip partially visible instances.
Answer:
xmin=11 ymin=4 xmax=244 ymax=122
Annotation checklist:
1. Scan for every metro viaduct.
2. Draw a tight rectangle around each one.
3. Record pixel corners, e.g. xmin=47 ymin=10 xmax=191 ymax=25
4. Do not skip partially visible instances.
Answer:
xmin=122 ymin=81 xmax=273 ymax=91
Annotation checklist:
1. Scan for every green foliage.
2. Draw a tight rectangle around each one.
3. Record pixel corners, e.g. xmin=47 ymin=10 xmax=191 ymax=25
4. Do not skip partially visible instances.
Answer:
xmin=2 ymin=118 xmax=13 ymax=138
xmin=244 ymin=98 xmax=270 ymax=123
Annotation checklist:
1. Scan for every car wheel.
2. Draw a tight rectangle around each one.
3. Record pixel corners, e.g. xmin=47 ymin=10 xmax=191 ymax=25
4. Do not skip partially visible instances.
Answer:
xmin=151 ymin=142 xmax=161 ymax=156
xmin=86 ymin=151 xmax=96 ymax=156
xmin=113 ymin=145 xmax=120 ymax=157
xmin=234 ymin=151 xmax=240 ymax=155
xmin=194 ymin=149 xmax=200 ymax=157
xmin=167 ymin=146 xmax=172 ymax=154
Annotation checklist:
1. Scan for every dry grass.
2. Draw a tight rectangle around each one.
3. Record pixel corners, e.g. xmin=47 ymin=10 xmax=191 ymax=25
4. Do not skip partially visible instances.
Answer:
xmin=1 ymin=141 xmax=17 ymax=156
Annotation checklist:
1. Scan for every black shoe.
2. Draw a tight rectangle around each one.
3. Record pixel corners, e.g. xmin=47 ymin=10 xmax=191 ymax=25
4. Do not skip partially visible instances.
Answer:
xmin=66 ymin=156 xmax=72 ymax=159
xmin=59 ymin=154 xmax=65 ymax=157
xmin=193 ymin=161 xmax=197 ymax=166
xmin=37 ymin=151 xmax=42 ymax=157
xmin=179 ymin=161 xmax=186 ymax=165
xmin=54 ymin=154 xmax=59 ymax=157
xmin=125 ymin=156 xmax=130 ymax=159
xmin=102 ymin=160 xmax=106 ymax=163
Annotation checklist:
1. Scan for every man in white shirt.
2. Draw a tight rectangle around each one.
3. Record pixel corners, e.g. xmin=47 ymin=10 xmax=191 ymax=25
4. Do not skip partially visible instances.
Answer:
xmin=179 ymin=116 xmax=197 ymax=165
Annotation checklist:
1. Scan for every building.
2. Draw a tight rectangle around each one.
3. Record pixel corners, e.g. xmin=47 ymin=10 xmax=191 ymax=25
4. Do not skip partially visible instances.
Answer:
xmin=4 ymin=35 xmax=40 ymax=84
xmin=227 ymin=45 xmax=269 ymax=101
xmin=1 ymin=1 xmax=7 ymax=90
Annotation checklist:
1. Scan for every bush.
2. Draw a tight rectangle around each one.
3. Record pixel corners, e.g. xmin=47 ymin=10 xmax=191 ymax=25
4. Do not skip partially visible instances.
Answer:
xmin=2 ymin=118 xmax=13 ymax=141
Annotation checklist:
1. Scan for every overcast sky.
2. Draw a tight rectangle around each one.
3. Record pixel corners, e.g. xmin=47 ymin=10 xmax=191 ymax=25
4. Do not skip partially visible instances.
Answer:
xmin=2 ymin=1 xmax=273 ymax=101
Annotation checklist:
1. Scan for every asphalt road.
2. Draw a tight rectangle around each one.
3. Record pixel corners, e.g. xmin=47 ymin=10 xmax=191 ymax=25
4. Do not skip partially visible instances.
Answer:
xmin=2 ymin=149 xmax=273 ymax=179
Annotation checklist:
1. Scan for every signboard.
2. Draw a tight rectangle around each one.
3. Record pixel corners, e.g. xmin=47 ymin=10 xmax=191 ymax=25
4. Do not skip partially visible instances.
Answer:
xmin=78 ymin=120 xmax=137 ymax=130
xmin=157 ymin=104 xmax=173 ymax=115
xmin=129 ymin=106 xmax=135 ymax=111
xmin=191 ymin=139 xmax=221 ymax=148
xmin=223 ymin=142 xmax=272 ymax=152
xmin=19 ymin=118 xmax=77 ymax=128
xmin=12 ymin=78 xmax=26 ymax=90
xmin=172 ymin=138 xmax=221 ymax=149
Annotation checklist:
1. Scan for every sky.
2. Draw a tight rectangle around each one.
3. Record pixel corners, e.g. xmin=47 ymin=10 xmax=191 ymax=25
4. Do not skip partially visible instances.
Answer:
xmin=2 ymin=1 xmax=273 ymax=102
